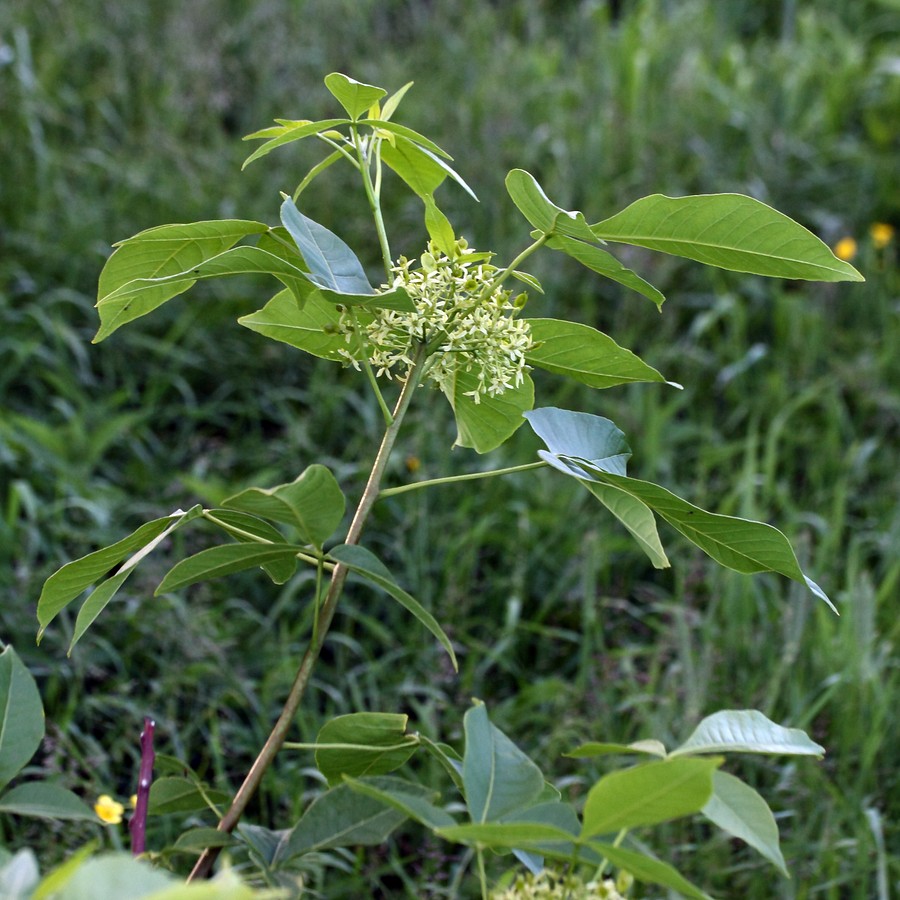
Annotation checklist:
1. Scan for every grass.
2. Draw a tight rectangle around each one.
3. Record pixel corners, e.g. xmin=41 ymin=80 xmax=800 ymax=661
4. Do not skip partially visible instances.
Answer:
xmin=1 ymin=0 xmax=898 ymax=896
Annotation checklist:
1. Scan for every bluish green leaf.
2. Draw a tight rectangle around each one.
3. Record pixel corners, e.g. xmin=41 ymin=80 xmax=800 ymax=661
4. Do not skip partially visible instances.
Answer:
xmin=241 ymin=117 xmax=351 ymax=169
xmin=505 ymin=170 xmax=597 ymax=241
xmin=545 ymin=233 xmax=665 ymax=307
xmin=447 ymin=371 xmax=534 ymax=454
xmin=463 ymin=703 xmax=545 ymax=824
xmin=670 ymin=709 xmax=825 ymax=757
xmin=324 ymin=73 xmax=386 ymax=120
xmin=702 ymin=771 xmax=788 ymax=876
xmin=314 ymin=713 xmax=419 ymax=786
xmin=587 ymin=843 xmax=714 ymax=900
xmin=0 ymin=783 xmax=97 ymax=821
xmin=275 ymin=776 xmax=433 ymax=862
xmin=202 ymin=508 xmax=297 ymax=584
xmin=525 ymin=318 xmax=667 ymax=389
xmin=239 ymin=290 xmax=349 ymax=361
xmin=37 ymin=506 xmax=203 ymax=639
xmin=344 ymin=777 xmax=456 ymax=831
xmin=0 ymin=646 xmax=44 ymax=791
xmin=581 ymin=757 xmax=720 ymax=838
xmin=95 ymin=246 xmax=314 ymax=342
xmin=592 ymin=193 xmax=864 ymax=282
xmin=328 ymin=544 xmax=457 ymax=670
xmin=222 ymin=464 xmax=346 ymax=548
xmin=155 ymin=543 xmax=305 ymax=595
xmin=565 ymin=739 xmax=668 ymax=759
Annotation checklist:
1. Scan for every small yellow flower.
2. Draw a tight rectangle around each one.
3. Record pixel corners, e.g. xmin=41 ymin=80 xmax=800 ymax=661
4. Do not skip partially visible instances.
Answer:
xmin=833 ymin=236 xmax=858 ymax=261
xmin=130 ymin=794 xmax=138 ymax=808
xmin=870 ymin=222 xmax=895 ymax=249
xmin=94 ymin=794 xmax=125 ymax=825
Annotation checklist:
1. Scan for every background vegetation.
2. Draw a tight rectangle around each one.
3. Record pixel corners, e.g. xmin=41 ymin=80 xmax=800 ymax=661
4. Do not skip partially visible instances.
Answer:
xmin=1 ymin=0 xmax=898 ymax=896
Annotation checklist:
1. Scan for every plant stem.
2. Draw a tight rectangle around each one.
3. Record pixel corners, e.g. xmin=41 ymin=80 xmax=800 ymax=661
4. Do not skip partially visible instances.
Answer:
xmin=188 ymin=348 xmax=425 ymax=881
xmin=480 ymin=233 xmax=549 ymax=302
xmin=378 ymin=461 xmax=548 ymax=498
xmin=476 ymin=847 xmax=489 ymax=900
xmin=353 ymin=126 xmax=393 ymax=277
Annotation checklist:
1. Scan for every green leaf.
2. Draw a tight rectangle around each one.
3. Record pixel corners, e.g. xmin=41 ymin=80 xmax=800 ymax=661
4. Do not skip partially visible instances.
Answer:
xmin=447 ymin=371 xmax=534 ymax=454
xmin=314 ymin=713 xmax=419 ymax=786
xmin=155 ymin=543 xmax=305 ymax=595
xmin=222 ymin=464 xmax=346 ymax=548
xmin=423 ymin=195 xmax=456 ymax=257
xmin=172 ymin=827 xmax=237 ymax=852
xmin=239 ymin=290 xmax=349 ymax=361
xmin=702 ymin=771 xmax=788 ymax=876
xmin=35 ymin=853 xmax=175 ymax=899
xmin=523 ymin=407 xmax=631 ymax=477
xmin=0 ymin=646 xmax=44 ymax=791
xmin=324 ymin=73 xmax=386 ymax=120
xmin=592 ymin=193 xmax=864 ymax=282
xmin=436 ymin=821 xmax=576 ymax=847
xmin=380 ymin=81 xmax=414 ymax=121
xmin=381 ymin=137 xmax=447 ymax=198
xmin=366 ymin=120 xmax=453 ymax=159
xmin=565 ymin=739 xmax=668 ymax=759
xmin=203 ymin=509 xmax=298 ymax=584
xmin=581 ymin=482 xmax=670 ymax=569
xmin=327 ymin=544 xmax=457 ymax=670
xmin=69 ymin=569 xmax=132 ymax=653
xmin=36 ymin=506 xmax=203 ymax=638
xmin=544 ymin=233 xmax=666 ymax=307
xmin=670 ymin=709 xmax=825 ymax=757
xmin=525 ymin=318 xmax=667 ymax=389
xmin=344 ymin=776 xmax=456 ymax=831
xmin=147 ymin=777 xmax=230 ymax=815
xmin=581 ymin=757 xmax=720 ymax=838
xmin=241 ymin=117 xmax=351 ymax=169
xmin=462 ymin=703 xmax=545 ymax=824
xmin=275 ymin=776 xmax=433 ymax=862
xmin=587 ymin=843 xmax=714 ymax=900
xmin=505 ymin=170 xmax=597 ymax=242
xmin=0 ymin=783 xmax=98 ymax=821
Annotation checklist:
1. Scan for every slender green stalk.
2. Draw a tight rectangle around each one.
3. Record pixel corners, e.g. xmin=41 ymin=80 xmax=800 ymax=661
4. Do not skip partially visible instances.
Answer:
xmin=379 ymin=461 xmax=548 ymax=498
xmin=282 ymin=739 xmax=419 ymax=752
xmin=480 ymin=233 xmax=549 ymax=302
xmin=353 ymin=125 xmax=393 ymax=277
xmin=476 ymin=847 xmax=489 ymax=900
xmin=188 ymin=347 xmax=427 ymax=881
xmin=348 ymin=306 xmax=394 ymax=425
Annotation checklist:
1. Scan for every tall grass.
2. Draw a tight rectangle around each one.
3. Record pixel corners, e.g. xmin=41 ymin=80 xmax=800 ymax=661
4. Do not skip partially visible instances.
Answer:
xmin=1 ymin=0 xmax=898 ymax=895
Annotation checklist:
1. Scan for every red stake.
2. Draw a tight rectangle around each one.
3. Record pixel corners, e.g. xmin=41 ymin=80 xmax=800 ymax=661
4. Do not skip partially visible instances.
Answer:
xmin=130 ymin=717 xmax=155 ymax=856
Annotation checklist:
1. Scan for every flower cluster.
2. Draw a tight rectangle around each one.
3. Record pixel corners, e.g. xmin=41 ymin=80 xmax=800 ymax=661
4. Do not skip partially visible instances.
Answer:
xmin=489 ymin=869 xmax=630 ymax=900
xmin=340 ymin=239 xmax=533 ymax=403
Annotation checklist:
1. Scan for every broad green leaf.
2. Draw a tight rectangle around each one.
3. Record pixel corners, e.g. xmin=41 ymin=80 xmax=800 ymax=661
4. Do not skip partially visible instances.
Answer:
xmin=314 ymin=713 xmax=419 ymax=786
xmin=588 ymin=843 xmax=713 ymax=900
xmin=581 ymin=757 xmax=720 ymax=838
xmin=69 ymin=569 xmax=132 ymax=653
xmin=324 ymin=73 xmax=386 ymax=120
xmin=222 ymin=464 xmax=346 ymax=548
xmin=436 ymin=821 xmax=575 ymax=847
xmin=328 ymin=544 xmax=457 ymax=669
xmin=702 ymin=771 xmax=787 ymax=876
xmin=239 ymin=290 xmax=348 ymax=361
xmin=275 ymin=776 xmax=433 ymax=862
xmin=95 ymin=246 xmax=315 ymax=342
xmin=525 ymin=318 xmax=667 ymax=389
xmin=505 ymin=170 xmax=597 ymax=242
xmin=447 ymin=371 xmax=534 ymax=454
xmin=241 ymin=117 xmax=351 ymax=169
xmin=0 ymin=646 xmax=44 ymax=791
xmin=582 ymin=482 xmax=670 ymax=569
xmin=96 ymin=219 xmax=268 ymax=335
xmin=463 ymin=703 xmax=544 ymax=824
xmin=344 ymin=776 xmax=456 ymax=831
xmin=592 ymin=193 xmax=864 ymax=282
xmin=147 ymin=777 xmax=230 ymax=815
xmin=565 ymin=739 xmax=668 ymax=759
xmin=0 ymin=783 xmax=97 ymax=821
xmin=280 ymin=197 xmax=374 ymax=296
xmin=202 ymin=508 xmax=297 ymax=584
xmin=670 ymin=709 xmax=825 ymax=757
xmin=381 ymin=137 xmax=447 ymax=198
xmin=173 ymin=827 xmax=237 ymax=851
xmin=544 ymin=233 xmax=665 ymax=307
xmin=36 ymin=506 xmax=203 ymax=638
xmin=523 ymin=407 xmax=631 ymax=478
xmin=155 ymin=543 xmax=305 ymax=594
xmin=424 ymin=195 xmax=456 ymax=257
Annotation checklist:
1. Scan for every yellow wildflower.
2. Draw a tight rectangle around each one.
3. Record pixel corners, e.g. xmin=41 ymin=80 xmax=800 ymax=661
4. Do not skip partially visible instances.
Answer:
xmin=94 ymin=794 xmax=125 ymax=825
xmin=833 ymin=237 xmax=857 ymax=261
xmin=870 ymin=222 xmax=895 ymax=249
xmin=130 ymin=794 xmax=138 ymax=808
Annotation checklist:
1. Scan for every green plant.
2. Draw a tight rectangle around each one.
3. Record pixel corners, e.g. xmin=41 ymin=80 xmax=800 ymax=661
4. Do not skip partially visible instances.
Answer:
xmin=29 ymin=73 xmax=862 ymax=896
